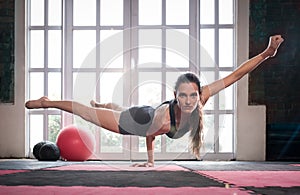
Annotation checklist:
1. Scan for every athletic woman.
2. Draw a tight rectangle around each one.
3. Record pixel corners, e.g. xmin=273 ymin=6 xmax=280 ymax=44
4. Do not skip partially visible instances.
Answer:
xmin=26 ymin=35 xmax=284 ymax=167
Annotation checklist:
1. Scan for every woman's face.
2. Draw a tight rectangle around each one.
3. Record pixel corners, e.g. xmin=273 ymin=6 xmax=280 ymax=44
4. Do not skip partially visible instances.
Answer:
xmin=175 ymin=82 xmax=200 ymax=114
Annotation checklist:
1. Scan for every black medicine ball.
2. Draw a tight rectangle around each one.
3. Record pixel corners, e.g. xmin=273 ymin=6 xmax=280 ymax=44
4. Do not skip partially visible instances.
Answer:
xmin=33 ymin=141 xmax=49 ymax=160
xmin=39 ymin=142 xmax=60 ymax=161
xmin=33 ymin=141 xmax=60 ymax=161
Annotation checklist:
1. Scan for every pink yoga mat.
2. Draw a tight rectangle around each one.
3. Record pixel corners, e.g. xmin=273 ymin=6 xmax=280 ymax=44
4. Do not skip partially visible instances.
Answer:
xmin=0 ymin=186 xmax=251 ymax=195
xmin=197 ymin=171 xmax=300 ymax=187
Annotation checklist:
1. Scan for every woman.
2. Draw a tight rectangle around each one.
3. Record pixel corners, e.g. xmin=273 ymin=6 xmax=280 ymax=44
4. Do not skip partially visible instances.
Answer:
xmin=26 ymin=35 xmax=284 ymax=167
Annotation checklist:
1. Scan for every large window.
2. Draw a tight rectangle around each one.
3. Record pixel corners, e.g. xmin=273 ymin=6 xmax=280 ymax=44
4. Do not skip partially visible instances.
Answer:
xmin=27 ymin=0 xmax=236 ymax=160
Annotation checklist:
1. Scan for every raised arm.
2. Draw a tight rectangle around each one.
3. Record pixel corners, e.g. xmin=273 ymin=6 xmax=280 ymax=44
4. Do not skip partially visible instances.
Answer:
xmin=201 ymin=35 xmax=284 ymax=104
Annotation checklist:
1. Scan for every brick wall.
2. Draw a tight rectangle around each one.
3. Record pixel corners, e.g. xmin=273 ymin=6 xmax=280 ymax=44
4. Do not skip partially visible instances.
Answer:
xmin=249 ymin=0 xmax=300 ymax=123
xmin=249 ymin=0 xmax=300 ymax=160
xmin=0 ymin=0 xmax=14 ymax=103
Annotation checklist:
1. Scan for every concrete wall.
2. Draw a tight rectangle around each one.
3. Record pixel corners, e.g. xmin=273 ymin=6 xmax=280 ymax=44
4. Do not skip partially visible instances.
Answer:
xmin=235 ymin=0 xmax=266 ymax=161
xmin=248 ymin=0 xmax=300 ymax=160
xmin=0 ymin=0 xmax=26 ymax=157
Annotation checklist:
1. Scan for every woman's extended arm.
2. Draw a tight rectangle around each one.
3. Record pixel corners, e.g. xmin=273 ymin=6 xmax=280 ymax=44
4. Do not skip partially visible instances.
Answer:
xmin=132 ymin=136 xmax=155 ymax=167
xmin=201 ymin=35 xmax=284 ymax=104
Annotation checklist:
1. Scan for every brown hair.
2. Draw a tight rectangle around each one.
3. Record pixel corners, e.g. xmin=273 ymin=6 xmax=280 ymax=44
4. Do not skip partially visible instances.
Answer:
xmin=175 ymin=72 xmax=204 ymax=159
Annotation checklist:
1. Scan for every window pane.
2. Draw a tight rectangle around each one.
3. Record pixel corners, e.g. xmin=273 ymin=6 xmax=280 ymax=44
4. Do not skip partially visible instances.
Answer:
xmin=73 ymin=0 xmax=96 ymax=26
xmin=48 ymin=30 xmax=61 ymax=68
xmin=166 ymin=0 xmax=189 ymax=25
xmin=201 ymin=71 xmax=214 ymax=110
xmin=48 ymin=72 xmax=61 ymax=100
xmin=166 ymin=72 xmax=181 ymax=100
xmin=166 ymin=49 xmax=189 ymax=68
xmin=219 ymin=29 xmax=233 ymax=67
xmin=30 ymin=115 xmax=44 ymax=150
xmin=73 ymin=72 xmax=96 ymax=105
xmin=200 ymin=29 xmax=215 ymax=67
xmin=100 ymin=72 xmax=123 ymax=106
xmin=30 ymin=0 xmax=44 ymax=25
xmin=100 ymin=30 xmax=123 ymax=68
xmin=48 ymin=115 xmax=61 ymax=143
xmin=219 ymin=71 xmax=233 ymax=110
xmin=30 ymin=73 xmax=44 ymax=99
xmin=219 ymin=0 xmax=233 ymax=24
xmin=100 ymin=0 xmax=123 ymax=26
xmin=219 ymin=114 xmax=233 ymax=152
xmin=139 ymin=136 xmax=161 ymax=152
xmin=166 ymin=29 xmax=189 ymax=68
xmin=138 ymin=29 xmax=162 ymax=68
xmin=203 ymin=114 xmax=215 ymax=153
xmin=138 ymin=72 xmax=162 ymax=106
xmin=200 ymin=0 xmax=215 ymax=24
xmin=48 ymin=0 xmax=62 ymax=26
xmin=30 ymin=30 xmax=44 ymax=68
xmin=73 ymin=30 xmax=96 ymax=68
xmin=100 ymin=128 xmax=123 ymax=153
xmin=139 ymin=0 xmax=162 ymax=25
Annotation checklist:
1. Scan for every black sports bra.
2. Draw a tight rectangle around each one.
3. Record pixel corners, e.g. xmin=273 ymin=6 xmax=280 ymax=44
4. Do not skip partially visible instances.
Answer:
xmin=158 ymin=99 xmax=190 ymax=139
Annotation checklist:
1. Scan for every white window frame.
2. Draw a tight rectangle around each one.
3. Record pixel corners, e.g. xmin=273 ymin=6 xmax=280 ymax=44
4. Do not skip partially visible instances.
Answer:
xmin=26 ymin=0 xmax=237 ymax=161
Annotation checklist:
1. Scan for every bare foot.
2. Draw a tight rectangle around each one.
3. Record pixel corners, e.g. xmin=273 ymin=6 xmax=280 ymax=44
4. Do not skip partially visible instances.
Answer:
xmin=25 ymin=96 xmax=50 ymax=109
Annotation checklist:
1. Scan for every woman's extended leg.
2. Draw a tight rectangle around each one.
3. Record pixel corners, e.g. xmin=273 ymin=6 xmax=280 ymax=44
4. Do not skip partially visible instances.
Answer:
xmin=25 ymin=97 xmax=121 ymax=134
xmin=90 ymin=100 xmax=126 ymax=111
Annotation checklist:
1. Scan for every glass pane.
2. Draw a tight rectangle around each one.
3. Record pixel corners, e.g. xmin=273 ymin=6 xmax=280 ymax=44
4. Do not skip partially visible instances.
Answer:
xmin=166 ymin=134 xmax=189 ymax=152
xmin=139 ymin=136 xmax=161 ymax=152
xmin=100 ymin=128 xmax=123 ymax=153
xmin=166 ymin=49 xmax=189 ymax=68
xmin=100 ymin=0 xmax=123 ymax=26
xmin=166 ymin=0 xmax=189 ymax=25
xmin=73 ymin=0 xmax=96 ymax=26
xmin=219 ymin=29 xmax=233 ymax=67
xmin=73 ymin=72 xmax=96 ymax=105
xmin=30 ymin=72 xmax=44 ymax=99
xmin=219 ymin=114 xmax=233 ymax=152
xmin=202 ymin=114 xmax=214 ymax=153
xmin=73 ymin=30 xmax=96 ymax=68
xmin=30 ymin=115 xmax=44 ymax=150
xmin=166 ymin=29 xmax=189 ymax=68
xmin=30 ymin=0 xmax=44 ymax=25
xmin=99 ymin=72 xmax=123 ymax=106
xmin=48 ymin=0 xmax=62 ymax=26
xmin=48 ymin=115 xmax=61 ymax=143
xmin=200 ymin=29 xmax=215 ymax=67
xmin=138 ymin=72 xmax=162 ymax=106
xmin=219 ymin=0 xmax=233 ymax=24
xmin=100 ymin=30 xmax=123 ymax=68
xmin=138 ymin=29 xmax=162 ymax=68
xmin=139 ymin=48 xmax=162 ymax=68
xmin=30 ymin=30 xmax=44 ymax=68
xmin=48 ymin=72 xmax=61 ymax=100
xmin=139 ymin=0 xmax=162 ymax=25
xmin=166 ymin=72 xmax=181 ymax=100
xmin=48 ymin=30 xmax=61 ymax=68
xmin=219 ymin=71 xmax=233 ymax=110
xmin=200 ymin=0 xmax=214 ymax=24
xmin=201 ymin=71 xmax=214 ymax=110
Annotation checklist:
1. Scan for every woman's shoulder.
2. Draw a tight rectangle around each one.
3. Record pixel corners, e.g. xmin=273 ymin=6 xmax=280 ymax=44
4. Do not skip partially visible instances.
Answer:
xmin=155 ymin=103 xmax=169 ymax=114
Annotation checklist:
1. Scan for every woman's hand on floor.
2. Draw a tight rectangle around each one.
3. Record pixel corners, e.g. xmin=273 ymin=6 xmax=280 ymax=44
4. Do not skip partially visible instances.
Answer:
xmin=131 ymin=162 xmax=154 ymax=167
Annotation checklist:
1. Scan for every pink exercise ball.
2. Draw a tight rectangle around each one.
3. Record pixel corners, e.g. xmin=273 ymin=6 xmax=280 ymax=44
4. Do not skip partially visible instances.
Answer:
xmin=56 ymin=125 xmax=96 ymax=161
